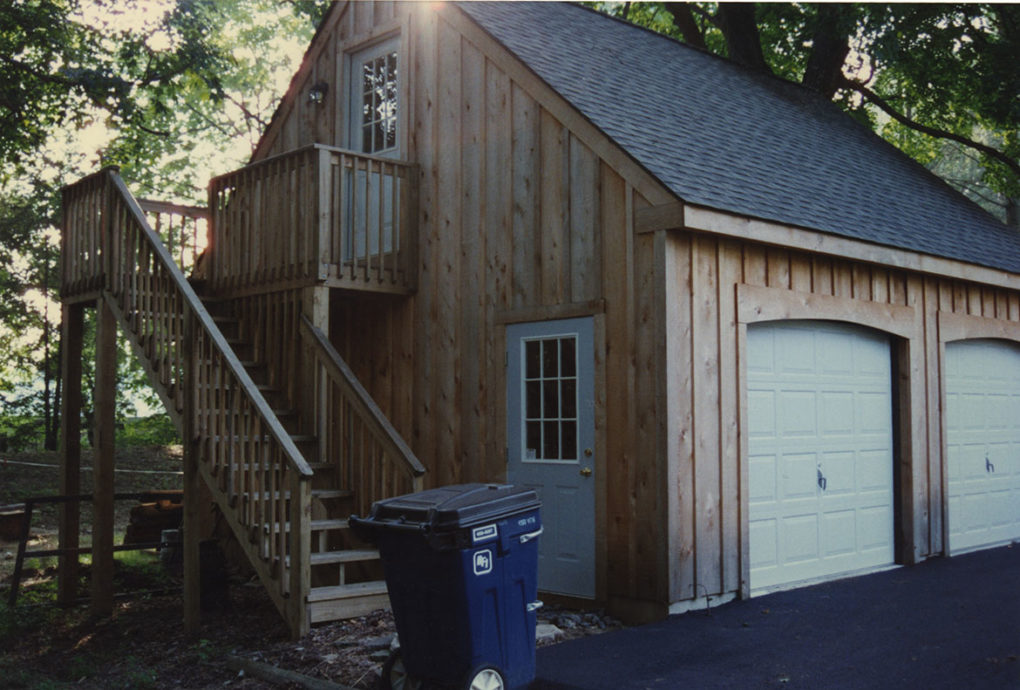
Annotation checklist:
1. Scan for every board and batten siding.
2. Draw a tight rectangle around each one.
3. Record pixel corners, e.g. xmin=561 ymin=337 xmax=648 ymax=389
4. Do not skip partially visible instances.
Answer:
xmin=257 ymin=2 xmax=676 ymax=608
xmin=652 ymin=225 xmax=1020 ymax=607
xmin=242 ymin=0 xmax=1020 ymax=616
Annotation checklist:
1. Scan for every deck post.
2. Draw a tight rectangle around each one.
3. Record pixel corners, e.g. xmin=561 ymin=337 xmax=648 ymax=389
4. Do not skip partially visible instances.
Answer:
xmin=91 ymin=298 xmax=117 ymax=616
xmin=58 ymin=302 xmax=84 ymax=606
xmin=182 ymin=310 xmax=202 ymax=635
xmin=302 ymin=286 xmax=329 ymax=466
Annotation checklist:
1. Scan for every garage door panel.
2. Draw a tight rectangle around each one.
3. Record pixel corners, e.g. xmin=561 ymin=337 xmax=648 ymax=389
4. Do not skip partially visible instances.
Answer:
xmin=987 ymin=394 xmax=1011 ymax=429
xmin=857 ymin=392 xmax=891 ymax=433
xmin=783 ymin=454 xmax=819 ymax=498
xmin=821 ymin=510 xmax=856 ymax=556
xmin=749 ymin=519 xmax=778 ymax=570
xmin=748 ymin=390 xmax=777 ymax=437
xmin=779 ymin=390 xmax=817 ymax=436
xmin=858 ymin=450 xmax=892 ymax=491
xmin=748 ymin=321 xmax=895 ymax=591
xmin=778 ymin=329 xmax=817 ymax=373
xmin=857 ymin=506 xmax=893 ymax=550
xmin=783 ymin=515 xmax=820 ymax=563
xmin=822 ymin=458 xmax=855 ymax=497
xmin=749 ymin=455 xmax=778 ymax=503
xmin=820 ymin=392 xmax=854 ymax=435
xmin=818 ymin=332 xmax=852 ymax=374
xmin=946 ymin=339 xmax=1020 ymax=554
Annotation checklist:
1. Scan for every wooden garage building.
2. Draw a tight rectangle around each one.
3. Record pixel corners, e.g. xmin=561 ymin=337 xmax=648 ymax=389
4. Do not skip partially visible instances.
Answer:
xmin=59 ymin=1 xmax=1020 ymax=636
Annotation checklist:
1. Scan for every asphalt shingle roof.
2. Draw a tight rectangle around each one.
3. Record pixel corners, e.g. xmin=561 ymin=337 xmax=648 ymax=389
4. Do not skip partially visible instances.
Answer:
xmin=459 ymin=2 xmax=1020 ymax=275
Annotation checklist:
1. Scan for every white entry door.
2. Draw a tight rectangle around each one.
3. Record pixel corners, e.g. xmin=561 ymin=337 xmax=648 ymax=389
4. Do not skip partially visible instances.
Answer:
xmin=945 ymin=339 xmax=1020 ymax=553
xmin=747 ymin=321 xmax=895 ymax=591
xmin=507 ymin=317 xmax=595 ymax=598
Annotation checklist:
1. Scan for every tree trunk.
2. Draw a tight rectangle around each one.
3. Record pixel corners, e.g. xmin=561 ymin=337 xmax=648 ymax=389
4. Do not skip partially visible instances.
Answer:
xmin=801 ymin=5 xmax=852 ymax=99
xmin=717 ymin=3 xmax=769 ymax=72
xmin=665 ymin=2 xmax=708 ymax=51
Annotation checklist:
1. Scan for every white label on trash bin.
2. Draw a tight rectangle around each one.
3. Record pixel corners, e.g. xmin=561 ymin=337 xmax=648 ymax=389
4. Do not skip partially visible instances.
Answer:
xmin=473 ymin=549 xmax=493 ymax=576
xmin=472 ymin=524 xmax=498 ymax=544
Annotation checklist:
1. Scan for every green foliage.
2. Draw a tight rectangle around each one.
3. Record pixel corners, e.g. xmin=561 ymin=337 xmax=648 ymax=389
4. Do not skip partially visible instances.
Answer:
xmin=0 ymin=0 xmax=322 ymax=449
xmin=117 ymin=414 xmax=180 ymax=446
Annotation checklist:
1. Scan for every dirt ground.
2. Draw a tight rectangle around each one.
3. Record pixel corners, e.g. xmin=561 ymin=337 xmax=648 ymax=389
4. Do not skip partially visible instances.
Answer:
xmin=0 ymin=448 xmax=622 ymax=689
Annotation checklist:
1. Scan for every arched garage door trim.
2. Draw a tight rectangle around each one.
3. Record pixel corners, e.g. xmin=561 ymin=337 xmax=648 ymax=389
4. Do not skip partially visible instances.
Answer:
xmin=744 ymin=320 xmax=899 ymax=592
xmin=735 ymin=284 xmax=923 ymax=597
xmin=938 ymin=311 xmax=1020 ymax=556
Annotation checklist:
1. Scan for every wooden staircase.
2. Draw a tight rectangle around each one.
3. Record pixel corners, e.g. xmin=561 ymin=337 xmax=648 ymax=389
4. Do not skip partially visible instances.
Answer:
xmin=60 ymin=168 xmax=424 ymax=637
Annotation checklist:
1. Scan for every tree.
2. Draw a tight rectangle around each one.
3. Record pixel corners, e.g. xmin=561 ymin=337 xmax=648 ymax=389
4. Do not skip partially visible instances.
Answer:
xmin=0 ymin=0 xmax=327 ymax=449
xmin=596 ymin=3 xmax=1019 ymax=225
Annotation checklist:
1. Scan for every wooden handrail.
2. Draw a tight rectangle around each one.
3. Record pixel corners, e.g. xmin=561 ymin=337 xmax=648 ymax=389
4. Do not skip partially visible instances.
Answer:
xmin=106 ymin=173 xmax=314 ymax=478
xmin=299 ymin=314 xmax=425 ymax=508
xmin=106 ymin=173 xmax=313 ymax=478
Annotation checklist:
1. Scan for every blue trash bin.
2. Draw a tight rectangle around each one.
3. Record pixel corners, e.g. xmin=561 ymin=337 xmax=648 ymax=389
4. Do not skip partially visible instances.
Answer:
xmin=350 ymin=483 xmax=542 ymax=690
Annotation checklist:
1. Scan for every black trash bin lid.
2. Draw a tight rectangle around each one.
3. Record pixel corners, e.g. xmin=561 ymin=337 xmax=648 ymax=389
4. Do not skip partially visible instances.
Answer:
xmin=368 ymin=483 xmax=539 ymax=531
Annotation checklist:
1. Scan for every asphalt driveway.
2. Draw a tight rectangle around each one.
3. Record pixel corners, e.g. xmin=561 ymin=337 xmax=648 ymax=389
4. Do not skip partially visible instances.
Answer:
xmin=533 ymin=545 xmax=1019 ymax=689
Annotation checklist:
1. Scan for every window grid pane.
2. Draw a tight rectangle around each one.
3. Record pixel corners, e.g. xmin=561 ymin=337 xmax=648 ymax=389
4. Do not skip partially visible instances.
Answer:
xmin=359 ymin=51 xmax=398 ymax=154
xmin=522 ymin=336 xmax=578 ymax=461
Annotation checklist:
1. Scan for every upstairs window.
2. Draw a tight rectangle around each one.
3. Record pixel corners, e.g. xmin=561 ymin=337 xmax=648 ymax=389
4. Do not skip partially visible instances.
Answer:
xmin=351 ymin=39 xmax=398 ymax=156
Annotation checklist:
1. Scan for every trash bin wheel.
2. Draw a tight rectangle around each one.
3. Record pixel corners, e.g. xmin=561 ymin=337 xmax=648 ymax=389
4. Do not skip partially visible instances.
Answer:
xmin=464 ymin=665 xmax=505 ymax=690
xmin=379 ymin=649 xmax=423 ymax=690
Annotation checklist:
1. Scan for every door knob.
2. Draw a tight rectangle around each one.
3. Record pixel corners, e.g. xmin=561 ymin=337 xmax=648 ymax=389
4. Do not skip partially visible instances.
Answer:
xmin=580 ymin=467 xmax=592 ymax=477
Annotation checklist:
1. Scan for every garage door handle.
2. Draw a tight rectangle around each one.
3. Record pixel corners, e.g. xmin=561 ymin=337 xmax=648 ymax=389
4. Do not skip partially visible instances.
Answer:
xmin=986 ymin=456 xmax=995 ymax=474
xmin=817 ymin=468 xmax=827 ymax=491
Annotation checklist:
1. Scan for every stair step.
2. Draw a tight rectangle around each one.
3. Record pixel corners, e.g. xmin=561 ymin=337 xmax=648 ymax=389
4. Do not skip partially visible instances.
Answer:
xmin=313 ymin=519 xmax=350 ymax=531
xmin=246 ymin=489 xmax=352 ymax=501
xmin=309 ymin=549 xmax=379 ymax=566
xmin=307 ymin=580 xmax=388 ymax=603
xmin=307 ymin=581 xmax=391 ymax=623
xmin=263 ymin=519 xmax=349 ymax=534
xmin=313 ymin=489 xmax=354 ymax=500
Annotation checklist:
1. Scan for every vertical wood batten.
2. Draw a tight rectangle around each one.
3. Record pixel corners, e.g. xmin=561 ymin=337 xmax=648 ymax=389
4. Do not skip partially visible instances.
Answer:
xmin=665 ymin=232 xmax=695 ymax=603
xmin=435 ymin=19 xmax=462 ymax=485
xmin=717 ymin=238 xmax=742 ymax=594
xmin=461 ymin=37 xmax=485 ymax=482
xmin=692 ymin=235 xmax=722 ymax=596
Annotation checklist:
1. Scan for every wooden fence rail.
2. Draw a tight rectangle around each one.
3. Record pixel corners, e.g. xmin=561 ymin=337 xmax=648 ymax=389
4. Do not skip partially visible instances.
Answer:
xmin=208 ymin=144 xmax=417 ymax=295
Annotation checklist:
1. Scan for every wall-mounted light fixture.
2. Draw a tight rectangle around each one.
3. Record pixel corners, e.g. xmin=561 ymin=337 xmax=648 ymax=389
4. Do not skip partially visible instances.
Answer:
xmin=308 ymin=82 xmax=328 ymax=105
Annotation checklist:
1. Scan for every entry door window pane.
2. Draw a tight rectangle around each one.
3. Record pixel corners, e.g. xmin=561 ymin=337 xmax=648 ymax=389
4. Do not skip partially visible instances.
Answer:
xmin=523 ymin=336 xmax=578 ymax=461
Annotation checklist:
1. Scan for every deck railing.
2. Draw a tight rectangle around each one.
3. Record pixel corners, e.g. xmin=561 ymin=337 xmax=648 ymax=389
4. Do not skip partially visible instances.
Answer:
xmin=208 ymin=144 xmax=417 ymax=295
xmin=62 ymin=168 xmax=313 ymax=636
xmin=137 ymin=198 xmax=209 ymax=276
xmin=299 ymin=314 xmax=425 ymax=515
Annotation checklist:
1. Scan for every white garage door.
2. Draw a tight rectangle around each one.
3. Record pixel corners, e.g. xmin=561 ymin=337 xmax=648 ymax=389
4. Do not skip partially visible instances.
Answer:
xmin=747 ymin=321 xmax=895 ymax=591
xmin=945 ymin=339 xmax=1020 ymax=554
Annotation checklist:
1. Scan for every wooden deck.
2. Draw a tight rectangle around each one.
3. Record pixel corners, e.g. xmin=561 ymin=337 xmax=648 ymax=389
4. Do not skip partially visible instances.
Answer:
xmin=207 ymin=144 xmax=418 ymax=296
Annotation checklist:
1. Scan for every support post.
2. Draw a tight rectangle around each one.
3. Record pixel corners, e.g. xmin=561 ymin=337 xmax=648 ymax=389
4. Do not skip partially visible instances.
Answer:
xmin=91 ymin=298 xmax=117 ymax=616
xmin=288 ymin=473 xmax=311 ymax=639
xmin=58 ymin=302 xmax=84 ymax=606
xmin=302 ymin=287 xmax=329 ymax=465
xmin=182 ymin=310 xmax=201 ymax=634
